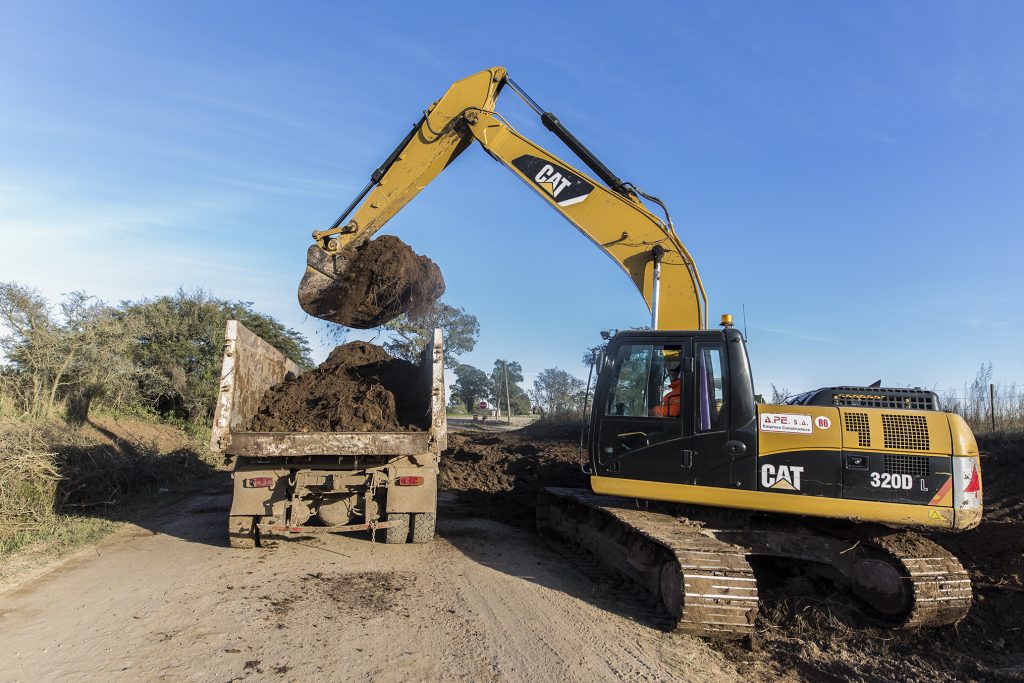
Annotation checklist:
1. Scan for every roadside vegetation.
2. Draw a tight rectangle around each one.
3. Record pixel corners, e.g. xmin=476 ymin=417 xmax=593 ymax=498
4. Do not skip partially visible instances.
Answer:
xmin=0 ymin=283 xmax=311 ymax=568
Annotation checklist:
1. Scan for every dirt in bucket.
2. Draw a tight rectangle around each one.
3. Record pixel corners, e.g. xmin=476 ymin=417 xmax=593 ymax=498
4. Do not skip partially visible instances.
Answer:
xmin=301 ymin=235 xmax=445 ymax=329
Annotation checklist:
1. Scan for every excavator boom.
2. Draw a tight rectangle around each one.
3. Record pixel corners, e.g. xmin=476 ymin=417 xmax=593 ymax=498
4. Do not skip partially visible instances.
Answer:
xmin=298 ymin=67 xmax=707 ymax=330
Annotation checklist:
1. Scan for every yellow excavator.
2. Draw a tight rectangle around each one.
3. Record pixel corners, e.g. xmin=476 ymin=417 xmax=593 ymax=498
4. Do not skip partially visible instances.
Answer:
xmin=299 ymin=67 xmax=983 ymax=637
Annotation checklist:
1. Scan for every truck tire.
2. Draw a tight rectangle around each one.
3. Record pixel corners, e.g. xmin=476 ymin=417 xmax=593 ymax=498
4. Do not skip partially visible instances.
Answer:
xmin=410 ymin=512 xmax=436 ymax=544
xmin=228 ymin=515 xmax=257 ymax=549
xmin=384 ymin=513 xmax=410 ymax=544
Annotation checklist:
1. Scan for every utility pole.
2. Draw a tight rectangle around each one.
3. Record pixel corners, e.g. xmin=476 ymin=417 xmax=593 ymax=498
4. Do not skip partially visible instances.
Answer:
xmin=504 ymin=361 xmax=512 ymax=425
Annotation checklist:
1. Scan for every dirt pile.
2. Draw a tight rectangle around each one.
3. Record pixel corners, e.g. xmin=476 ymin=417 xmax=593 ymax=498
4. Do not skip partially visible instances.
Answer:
xmin=302 ymin=235 xmax=445 ymax=329
xmin=247 ymin=341 xmax=427 ymax=433
xmin=440 ymin=426 xmax=586 ymax=528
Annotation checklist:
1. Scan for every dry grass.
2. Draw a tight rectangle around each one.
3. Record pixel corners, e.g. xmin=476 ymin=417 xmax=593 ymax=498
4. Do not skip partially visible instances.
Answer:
xmin=0 ymin=414 xmax=217 ymax=563
xmin=0 ymin=420 xmax=61 ymax=538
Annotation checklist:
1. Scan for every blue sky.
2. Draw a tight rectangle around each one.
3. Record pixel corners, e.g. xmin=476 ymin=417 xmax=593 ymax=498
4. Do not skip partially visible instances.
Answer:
xmin=1 ymin=1 xmax=1022 ymax=397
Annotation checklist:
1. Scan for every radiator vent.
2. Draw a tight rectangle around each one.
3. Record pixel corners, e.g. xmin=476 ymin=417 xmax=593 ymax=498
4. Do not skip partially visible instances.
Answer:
xmin=884 ymin=454 xmax=931 ymax=477
xmin=844 ymin=412 xmax=871 ymax=447
xmin=881 ymin=413 xmax=930 ymax=451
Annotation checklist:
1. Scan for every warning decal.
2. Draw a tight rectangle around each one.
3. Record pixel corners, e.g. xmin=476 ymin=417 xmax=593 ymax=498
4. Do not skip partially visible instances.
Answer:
xmin=759 ymin=413 xmax=813 ymax=435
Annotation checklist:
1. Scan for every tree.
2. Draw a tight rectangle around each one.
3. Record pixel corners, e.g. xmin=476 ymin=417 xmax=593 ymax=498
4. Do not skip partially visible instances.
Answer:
xmin=769 ymin=384 xmax=790 ymax=404
xmin=449 ymin=363 xmax=492 ymax=413
xmin=581 ymin=345 xmax=604 ymax=368
xmin=120 ymin=289 xmax=311 ymax=422
xmin=490 ymin=359 xmax=531 ymax=415
xmin=0 ymin=283 xmax=311 ymax=424
xmin=60 ymin=292 xmax=140 ymax=422
xmin=532 ymin=367 xmax=586 ymax=419
xmin=0 ymin=286 xmax=144 ymax=421
xmin=379 ymin=300 xmax=479 ymax=368
xmin=0 ymin=282 xmax=76 ymax=418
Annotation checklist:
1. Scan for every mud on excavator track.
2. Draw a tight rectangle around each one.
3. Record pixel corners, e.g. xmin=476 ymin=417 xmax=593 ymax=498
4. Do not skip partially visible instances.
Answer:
xmin=537 ymin=488 xmax=972 ymax=639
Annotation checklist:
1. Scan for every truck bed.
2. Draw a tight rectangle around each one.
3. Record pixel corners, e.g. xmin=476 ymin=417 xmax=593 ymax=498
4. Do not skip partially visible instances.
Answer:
xmin=210 ymin=320 xmax=446 ymax=458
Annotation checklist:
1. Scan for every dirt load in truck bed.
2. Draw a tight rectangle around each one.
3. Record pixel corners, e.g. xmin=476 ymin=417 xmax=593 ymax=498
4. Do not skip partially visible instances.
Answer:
xmin=302 ymin=235 xmax=446 ymax=329
xmin=246 ymin=341 xmax=428 ymax=433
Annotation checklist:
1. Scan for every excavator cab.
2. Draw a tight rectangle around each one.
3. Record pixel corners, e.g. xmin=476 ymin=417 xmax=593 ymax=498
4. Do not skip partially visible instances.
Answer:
xmin=590 ymin=328 xmax=758 ymax=488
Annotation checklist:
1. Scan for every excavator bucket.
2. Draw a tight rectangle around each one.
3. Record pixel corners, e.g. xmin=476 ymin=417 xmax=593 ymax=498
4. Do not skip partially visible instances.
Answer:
xmin=297 ymin=235 xmax=445 ymax=328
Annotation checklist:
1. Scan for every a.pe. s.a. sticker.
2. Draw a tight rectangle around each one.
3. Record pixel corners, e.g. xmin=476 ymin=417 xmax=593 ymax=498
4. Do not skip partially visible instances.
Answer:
xmin=814 ymin=416 xmax=832 ymax=430
xmin=759 ymin=413 xmax=813 ymax=434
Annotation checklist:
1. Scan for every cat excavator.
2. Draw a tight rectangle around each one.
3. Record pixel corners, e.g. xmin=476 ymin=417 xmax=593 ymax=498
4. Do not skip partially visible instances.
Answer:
xmin=299 ymin=67 xmax=983 ymax=637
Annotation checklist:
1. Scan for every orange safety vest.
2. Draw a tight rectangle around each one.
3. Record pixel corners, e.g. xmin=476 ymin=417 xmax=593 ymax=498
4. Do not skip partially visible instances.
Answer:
xmin=652 ymin=379 xmax=681 ymax=417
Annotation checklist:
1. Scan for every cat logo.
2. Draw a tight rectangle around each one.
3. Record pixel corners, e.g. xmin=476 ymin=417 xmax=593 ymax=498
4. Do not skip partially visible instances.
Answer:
xmin=534 ymin=164 xmax=573 ymax=198
xmin=511 ymin=155 xmax=594 ymax=207
xmin=761 ymin=464 xmax=804 ymax=491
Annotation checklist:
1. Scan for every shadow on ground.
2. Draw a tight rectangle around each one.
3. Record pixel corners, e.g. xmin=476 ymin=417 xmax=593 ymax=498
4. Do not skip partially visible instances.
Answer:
xmin=50 ymin=418 xmax=231 ymax=548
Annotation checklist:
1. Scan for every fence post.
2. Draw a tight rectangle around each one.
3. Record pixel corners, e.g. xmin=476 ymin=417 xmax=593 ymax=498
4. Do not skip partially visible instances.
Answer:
xmin=990 ymin=383 xmax=996 ymax=432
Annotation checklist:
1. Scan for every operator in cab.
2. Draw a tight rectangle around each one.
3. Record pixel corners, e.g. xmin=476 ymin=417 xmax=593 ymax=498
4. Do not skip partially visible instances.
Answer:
xmin=652 ymin=365 xmax=681 ymax=417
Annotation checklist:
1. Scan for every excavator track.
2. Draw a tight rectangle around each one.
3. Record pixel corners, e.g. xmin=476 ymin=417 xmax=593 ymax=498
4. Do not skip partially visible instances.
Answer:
xmin=538 ymin=488 xmax=972 ymax=637
xmin=538 ymin=488 xmax=758 ymax=639
xmin=865 ymin=532 xmax=973 ymax=629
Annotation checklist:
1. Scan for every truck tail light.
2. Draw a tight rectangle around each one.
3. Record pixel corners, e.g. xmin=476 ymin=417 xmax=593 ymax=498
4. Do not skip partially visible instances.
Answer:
xmin=397 ymin=476 xmax=424 ymax=486
xmin=245 ymin=477 xmax=274 ymax=488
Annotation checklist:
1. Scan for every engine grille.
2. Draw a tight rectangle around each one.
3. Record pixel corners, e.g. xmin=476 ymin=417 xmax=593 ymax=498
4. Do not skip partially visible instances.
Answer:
xmin=884 ymin=454 xmax=931 ymax=477
xmin=788 ymin=386 xmax=939 ymax=410
xmin=881 ymin=413 xmax=930 ymax=451
xmin=843 ymin=412 xmax=871 ymax=447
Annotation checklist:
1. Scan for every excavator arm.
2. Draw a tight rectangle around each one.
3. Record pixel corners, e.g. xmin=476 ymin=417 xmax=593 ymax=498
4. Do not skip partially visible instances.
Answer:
xmin=299 ymin=66 xmax=707 ymax=331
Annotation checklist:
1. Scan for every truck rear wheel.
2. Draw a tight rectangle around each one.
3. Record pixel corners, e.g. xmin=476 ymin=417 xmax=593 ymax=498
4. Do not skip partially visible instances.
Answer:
xmin=384 ymin=513 xmax=410 ymax=544
xmin=410 ymin=512 xmax=436 ymax=543
xmin=228 ymin=515 xmax=257 ymax=549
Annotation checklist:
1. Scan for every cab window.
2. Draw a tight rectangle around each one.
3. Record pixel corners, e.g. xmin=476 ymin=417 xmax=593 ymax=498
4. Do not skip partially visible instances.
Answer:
xmin=605 ymin=344 xmax=682 ymax=418
xmin=696 ymin=344 xmax=727 ymax=431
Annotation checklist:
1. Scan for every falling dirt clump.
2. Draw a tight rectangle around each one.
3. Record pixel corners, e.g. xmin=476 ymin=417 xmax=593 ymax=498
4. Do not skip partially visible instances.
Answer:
xmin=246 ymin=341 xmax=427 ymax=433
xmin=305 ymin=235 xmax=445 ymax=329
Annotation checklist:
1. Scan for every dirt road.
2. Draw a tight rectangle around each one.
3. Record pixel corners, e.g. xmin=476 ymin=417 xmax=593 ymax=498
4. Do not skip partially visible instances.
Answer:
xmin=0 ymin=490 xmax=765 ymax=683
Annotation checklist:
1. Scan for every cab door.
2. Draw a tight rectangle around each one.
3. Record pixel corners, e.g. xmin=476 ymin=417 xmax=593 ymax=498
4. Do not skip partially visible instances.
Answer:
xmin=689 ymin=341 xmax=734 ymax=487
xmin=594 ymin=339 xmax=693 ymax=485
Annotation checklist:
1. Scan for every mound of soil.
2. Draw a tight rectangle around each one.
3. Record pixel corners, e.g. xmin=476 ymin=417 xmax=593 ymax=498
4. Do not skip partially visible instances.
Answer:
xmin=441 ymin=427 xmax=586 ymax=528
xmin=246 ymin=341 xmax=427 ymax=433
xmin=304 ymin=236 xmax=445 ymax=329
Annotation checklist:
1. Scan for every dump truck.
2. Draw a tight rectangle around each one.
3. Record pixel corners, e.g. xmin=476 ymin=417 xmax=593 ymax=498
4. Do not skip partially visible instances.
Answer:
xmin=210 ymin=320 xmax=446 ymax=548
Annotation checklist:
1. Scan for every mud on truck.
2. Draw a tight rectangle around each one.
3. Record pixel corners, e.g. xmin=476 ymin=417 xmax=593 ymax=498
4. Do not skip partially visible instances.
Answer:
xmin=210 ymin=320 xmax=446 ymax=548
